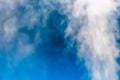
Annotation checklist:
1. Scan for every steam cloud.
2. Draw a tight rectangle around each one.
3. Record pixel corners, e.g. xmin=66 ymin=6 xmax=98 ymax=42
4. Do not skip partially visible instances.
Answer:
xmin=0 ymin=0 xmax=120 ymax=80
xmin=0 ymin=0 xmax=54 ymax=63
xmin=65 ymin=0 xmax=120 ymax=80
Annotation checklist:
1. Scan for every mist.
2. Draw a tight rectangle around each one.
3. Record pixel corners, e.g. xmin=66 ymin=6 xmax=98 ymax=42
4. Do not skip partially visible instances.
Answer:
xmin=0 ymin=0 xmax=120 ymax=80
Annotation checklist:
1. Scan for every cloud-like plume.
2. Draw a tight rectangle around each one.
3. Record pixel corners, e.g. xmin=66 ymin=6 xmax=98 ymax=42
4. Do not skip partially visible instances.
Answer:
xmin=0 ymin=0 xmax=55 ymax=64
xmin=0 ymin=0 xmax=120 ymax=80
xmin=65 ymin=0 xmax=120 ymax=80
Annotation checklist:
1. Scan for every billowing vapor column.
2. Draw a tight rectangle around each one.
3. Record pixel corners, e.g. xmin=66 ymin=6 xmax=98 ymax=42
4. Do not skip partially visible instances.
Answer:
xmin=65 ymin=0 xmax=120 ymax=80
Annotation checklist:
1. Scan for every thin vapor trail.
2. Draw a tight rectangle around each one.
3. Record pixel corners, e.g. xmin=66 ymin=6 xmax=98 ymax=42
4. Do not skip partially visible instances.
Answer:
xmin=65 ymin=0 xmax=120 ymax=80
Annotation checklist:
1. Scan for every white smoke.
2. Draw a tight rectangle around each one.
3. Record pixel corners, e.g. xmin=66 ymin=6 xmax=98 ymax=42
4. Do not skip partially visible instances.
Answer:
xmin=0 ymin=0 xmax=54 ymax=64
xmin=1 ymin=0 xmax=120 ymax=80
xmin=0 ymin=0 xmax=33 ymax=62
xmin=65 ymin=0 xmax=120 ymax=80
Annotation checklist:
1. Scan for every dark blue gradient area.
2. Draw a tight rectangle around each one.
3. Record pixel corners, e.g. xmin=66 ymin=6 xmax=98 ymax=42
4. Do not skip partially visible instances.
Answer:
xmin=117 ymin=16 xmax=120 ymax=80
xmin=0 ymin=2 xmax=90 ymax=80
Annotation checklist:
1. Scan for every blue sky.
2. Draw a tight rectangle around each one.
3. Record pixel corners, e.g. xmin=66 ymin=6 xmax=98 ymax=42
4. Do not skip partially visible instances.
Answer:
xmin=0 ymin=1 xmax=89 ymax=80
xmin=0 ymin=9 xmax=89 ymax=79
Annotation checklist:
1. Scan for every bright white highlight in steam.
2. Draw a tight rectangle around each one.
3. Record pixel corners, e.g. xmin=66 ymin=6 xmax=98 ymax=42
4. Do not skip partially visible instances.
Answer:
xmin=65 ymin=0 xmax=120 ymax=80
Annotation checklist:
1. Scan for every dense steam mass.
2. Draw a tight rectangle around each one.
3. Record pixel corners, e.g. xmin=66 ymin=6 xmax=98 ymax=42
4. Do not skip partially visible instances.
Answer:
xmin=65 ymin=0 xmax=120 ymax=80
xmin=0 ymin=0 xmax=120 ymax=80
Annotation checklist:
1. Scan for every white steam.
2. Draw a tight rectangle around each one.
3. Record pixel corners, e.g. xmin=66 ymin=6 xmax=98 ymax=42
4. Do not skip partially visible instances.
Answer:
xmin=0 ymin=0 xmax=120 ymax=80
xmin=0 ymin=0 xmax=54 ymax=64
xmin=65 ymin=0 xmax=120 ymax=80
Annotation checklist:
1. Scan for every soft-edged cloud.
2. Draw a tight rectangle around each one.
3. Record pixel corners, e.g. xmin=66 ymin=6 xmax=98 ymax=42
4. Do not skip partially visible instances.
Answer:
xmin=0 ymin=0 xmax=55 ymax=64
xmin=65 ymin=0 xmax=120 ymax=80
xmin=1 ymin=0 xmax=120 ymax=80
xmin=0 ymin=1 xmax=56 ymax=79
